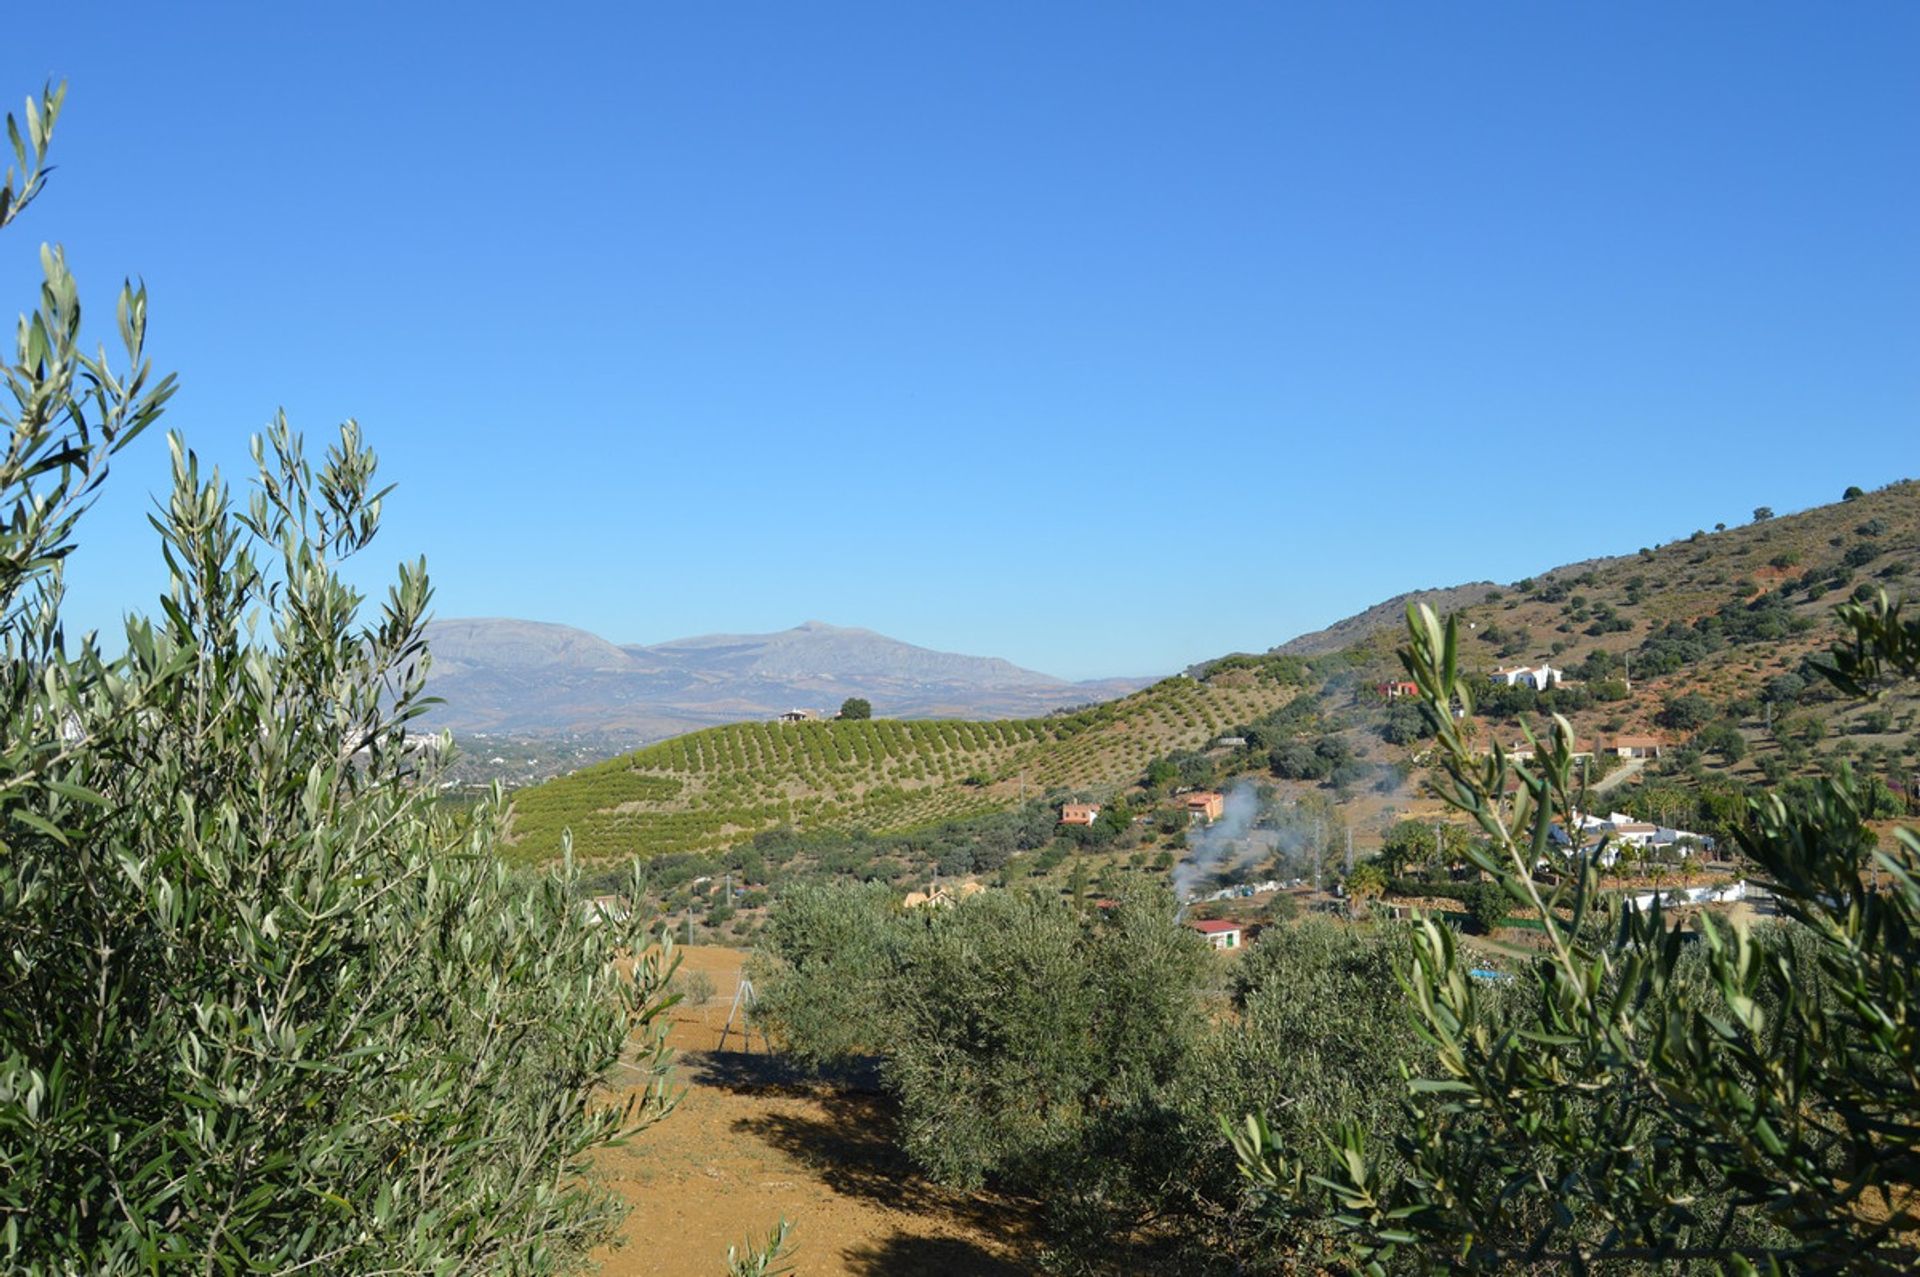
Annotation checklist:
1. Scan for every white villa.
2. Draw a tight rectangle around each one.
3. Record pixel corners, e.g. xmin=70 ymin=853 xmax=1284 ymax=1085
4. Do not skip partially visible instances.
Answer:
xmin=1551 ymin=810 xmax=1715 ymax=867
xmin=1490 ymin=663 xmax=1565 ymax=691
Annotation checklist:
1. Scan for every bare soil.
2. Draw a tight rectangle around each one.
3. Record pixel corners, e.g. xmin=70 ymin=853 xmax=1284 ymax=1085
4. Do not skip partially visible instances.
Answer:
xmin=590 ymin=947 xmax=1037 ymax=1276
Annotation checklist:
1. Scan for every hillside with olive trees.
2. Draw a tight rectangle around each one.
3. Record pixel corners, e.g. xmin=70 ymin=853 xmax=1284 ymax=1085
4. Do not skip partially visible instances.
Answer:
xmin=507 ymin=480 xmax=1918 ymax=867
xmin=1290 ymin=480 xmax=1920 ymax=816
xmin=504 ymin=670 xmax=1300 ymax=862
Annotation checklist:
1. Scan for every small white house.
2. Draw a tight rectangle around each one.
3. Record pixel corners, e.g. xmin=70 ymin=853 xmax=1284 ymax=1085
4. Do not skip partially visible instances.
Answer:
xmin=1490 ymin=663 xmax=1565 ymax=691
xmin=1188 ymin=919 xmax=1244 ymax=950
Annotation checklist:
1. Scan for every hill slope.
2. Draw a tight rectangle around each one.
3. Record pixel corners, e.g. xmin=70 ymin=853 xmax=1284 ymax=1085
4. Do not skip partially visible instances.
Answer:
xmin=423 ymin=618 xmax=1146 ymax=739
xmin=503 ymin=671 xmax=1296 ymax=862
xmin=1223 ymin=479 xmax=1920 ymax=843
xmin=504 ymin=479 xmax=1919 ymax=866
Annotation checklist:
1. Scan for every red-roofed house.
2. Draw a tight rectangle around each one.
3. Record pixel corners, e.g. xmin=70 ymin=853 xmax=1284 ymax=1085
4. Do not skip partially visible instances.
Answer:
xmin=1184 ymin=791 xmax=1226 ymax=823
xmin=1187 ymin=918 xmax=1243 ymax=950
xmin=1060 ymin=802 xmax=1101 ymax=826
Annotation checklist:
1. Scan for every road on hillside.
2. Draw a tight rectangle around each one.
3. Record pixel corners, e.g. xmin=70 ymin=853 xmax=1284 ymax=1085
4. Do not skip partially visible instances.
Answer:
xmin=1589 ymin=756 xmax=1646 ymax=796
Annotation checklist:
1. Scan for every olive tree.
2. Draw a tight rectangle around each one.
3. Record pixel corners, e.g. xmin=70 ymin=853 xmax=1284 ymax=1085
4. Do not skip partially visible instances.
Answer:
xmin=1233 ymin=598 xmax=1920 ymax=1272
xmin=0 ymin=86 xmax=689 ymax=1274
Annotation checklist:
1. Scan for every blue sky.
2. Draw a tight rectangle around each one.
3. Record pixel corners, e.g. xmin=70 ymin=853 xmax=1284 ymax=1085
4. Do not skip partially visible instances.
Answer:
xmin=5 ymin=3 xmax=1916 ymax=679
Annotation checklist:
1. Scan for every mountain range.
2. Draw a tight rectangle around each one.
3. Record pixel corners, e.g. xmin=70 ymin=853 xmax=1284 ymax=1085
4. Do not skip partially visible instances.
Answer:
xmin=421 ymin=618 xmax=1149 ymax=740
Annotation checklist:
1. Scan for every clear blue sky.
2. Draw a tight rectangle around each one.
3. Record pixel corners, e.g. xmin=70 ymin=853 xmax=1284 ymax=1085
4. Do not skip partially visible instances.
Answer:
xmin=6 ymin=3 xmax=1916 ymax=679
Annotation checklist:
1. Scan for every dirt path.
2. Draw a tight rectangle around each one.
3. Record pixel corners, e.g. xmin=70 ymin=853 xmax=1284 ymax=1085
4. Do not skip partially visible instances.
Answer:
xmin=1590 ymin=755 xmax=1646 ymax=795
xmin=590 ymin=947 xmax=1036 ymax=1276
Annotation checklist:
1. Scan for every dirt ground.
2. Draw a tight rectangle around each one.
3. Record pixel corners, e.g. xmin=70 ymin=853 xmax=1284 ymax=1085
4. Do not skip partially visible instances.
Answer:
xmin=590 ymin=947 xmax=1037 ymax=1277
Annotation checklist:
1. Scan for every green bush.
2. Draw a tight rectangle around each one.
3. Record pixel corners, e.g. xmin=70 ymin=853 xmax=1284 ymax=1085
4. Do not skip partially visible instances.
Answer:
xmin=0 ymin=92 xmax=677 ymax=1274
xmin=1463 ymin=881 xmax=1509 ymax=933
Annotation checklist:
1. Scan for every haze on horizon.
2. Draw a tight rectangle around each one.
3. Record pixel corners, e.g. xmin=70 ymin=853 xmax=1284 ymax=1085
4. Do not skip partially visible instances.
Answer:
xmin=4 ymin=3 xmax=1915 ymax=681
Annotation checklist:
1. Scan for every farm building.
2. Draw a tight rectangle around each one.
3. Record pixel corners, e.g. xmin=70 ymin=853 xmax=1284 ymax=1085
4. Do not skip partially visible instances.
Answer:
xmin=1608 ymin=734 xmax=1665 ymax=759
xmin=903 ymin=881 xmax=986 ymax=910
xmin=1376 ymin=680 xmax=1420 ymax=700
xmin=581 ymin=894 xmax=630 ymax=926
xmin=1490 ymin=663 xmax=1564 ymax=690
xmin=1184 ymin=791 xmax=1225 ymax=823
xmin=1060 ymin=802 xmax=1101 ymax=826
xmin=1187 ymin=918 xmax=1243 ymax=950
xmin=1551 ymin=809 xmax=1716 ymax=866
xmin=776 ymin=708 xmax=820 ymax=723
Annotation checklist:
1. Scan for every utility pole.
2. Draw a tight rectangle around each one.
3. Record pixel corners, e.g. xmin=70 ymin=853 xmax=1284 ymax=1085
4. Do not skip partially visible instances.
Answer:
xmin=1344 ymin=826 xmax=1354 ymax=877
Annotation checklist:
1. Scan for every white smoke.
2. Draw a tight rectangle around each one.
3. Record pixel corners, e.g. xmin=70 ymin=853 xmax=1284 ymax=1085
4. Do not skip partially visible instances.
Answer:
xmin=1172 ymin=782 xmax=1264 ymax=901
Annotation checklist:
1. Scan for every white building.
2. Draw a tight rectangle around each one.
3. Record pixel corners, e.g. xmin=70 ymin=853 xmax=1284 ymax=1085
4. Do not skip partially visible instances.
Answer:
xmin=1490 ymin=663 xmax=1565 ymax=691
xmin=1551 ymin=810 xmax=1715 ymax=866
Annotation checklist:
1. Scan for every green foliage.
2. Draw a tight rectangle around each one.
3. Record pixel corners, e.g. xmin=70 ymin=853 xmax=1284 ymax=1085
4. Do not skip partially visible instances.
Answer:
xmin=1378 ymin=698 xmax=1436 ymax=745
xmin=748 ymin=880 xmax=898 ymax=1067
xmin=1461 ymin=880 xmax=1509 ymax=933
xmin=1268 ymin=732 xmax=1361 ymax=784
xmin=757 ymin=882 xmax=1219 ymax=1263
xmin=838 ymin=696 xmax=872 ymax=720
xmin=725 ymin=1221 xmax=795 ymax=1277
xmin=1232 ymin=599 xmax=1920 ymax=1271
xmin=1696 ymin=720 xmax=1749 ymax=763
xmin=1343 ymin=861 xmax=1386 ymax=905
xmin=1197 ymin=920 xmax=1431 ymax=1263
xmin=1378 ymin=820 xmax=1471 ymax=877
xmin=0 ymin=104 xmax=677 ymax=1273
xmin=1657 ymin=690 xmax=1717 ymax=731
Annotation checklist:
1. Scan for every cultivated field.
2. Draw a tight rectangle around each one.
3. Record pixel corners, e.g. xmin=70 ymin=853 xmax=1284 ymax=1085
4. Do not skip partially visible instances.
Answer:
xmin=507 ymin=674 xmax=1299 ymax=862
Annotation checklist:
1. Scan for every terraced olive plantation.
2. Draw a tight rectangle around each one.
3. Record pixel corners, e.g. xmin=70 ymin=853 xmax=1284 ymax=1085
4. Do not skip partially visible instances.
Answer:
xmin=504 ymin=673 xmax=1295 ymax=862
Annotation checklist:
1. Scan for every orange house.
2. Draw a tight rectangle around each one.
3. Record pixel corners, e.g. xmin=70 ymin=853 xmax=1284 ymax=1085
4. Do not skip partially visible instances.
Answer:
xmin=1060 ymin=802 xmax=1101 ymax=826
xmin=1184 ymin=791 xmax=1225 ymax=823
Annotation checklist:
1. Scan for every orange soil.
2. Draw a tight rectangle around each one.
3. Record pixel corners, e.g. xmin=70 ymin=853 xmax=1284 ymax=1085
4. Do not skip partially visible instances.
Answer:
xmin=590 ymin=947 xmax=1035 ymax=1277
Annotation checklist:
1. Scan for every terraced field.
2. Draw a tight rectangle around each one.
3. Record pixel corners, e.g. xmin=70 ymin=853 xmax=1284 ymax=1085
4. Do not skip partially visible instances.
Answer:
xmin=504 ymin=673 xmax=1294 ymax=862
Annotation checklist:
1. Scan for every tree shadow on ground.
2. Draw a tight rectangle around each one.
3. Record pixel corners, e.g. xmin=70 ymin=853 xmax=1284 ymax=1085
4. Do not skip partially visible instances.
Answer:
xmin=687 ymin=1048 xmax=881 ymax=1096
xmin=727 ymin=1087 xmax=1040 ymax=1251
xmin=840 ymin=1232 xmax=1031 ymax=1276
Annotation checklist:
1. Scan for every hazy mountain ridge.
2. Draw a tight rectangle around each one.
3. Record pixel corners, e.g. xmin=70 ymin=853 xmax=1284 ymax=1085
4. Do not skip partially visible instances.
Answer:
xmin=422 ymin=618 xmax=1147 ymax=739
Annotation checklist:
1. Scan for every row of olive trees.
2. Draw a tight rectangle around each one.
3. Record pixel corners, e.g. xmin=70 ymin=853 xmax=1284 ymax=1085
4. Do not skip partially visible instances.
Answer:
xmin=752 ymin=879 xmax=1437 ymax=1273
xmin=0 ymin=85 xmax=783 ymax=1275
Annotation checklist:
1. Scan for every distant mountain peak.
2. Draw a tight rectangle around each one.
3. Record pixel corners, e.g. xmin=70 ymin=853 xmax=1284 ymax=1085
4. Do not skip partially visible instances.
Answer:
xmin=421 ymin=616 xmax=1150 ymax=738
